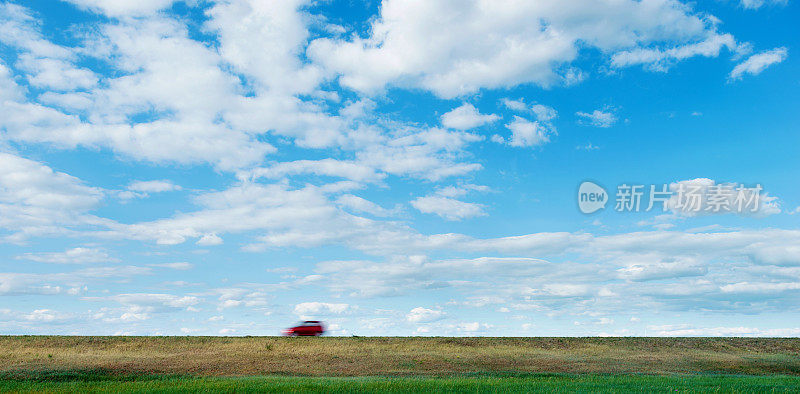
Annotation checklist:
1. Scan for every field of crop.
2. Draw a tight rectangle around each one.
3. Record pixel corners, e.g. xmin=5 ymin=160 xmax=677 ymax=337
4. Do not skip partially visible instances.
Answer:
xmin=1 ymin=336 xmax=800 ymax=392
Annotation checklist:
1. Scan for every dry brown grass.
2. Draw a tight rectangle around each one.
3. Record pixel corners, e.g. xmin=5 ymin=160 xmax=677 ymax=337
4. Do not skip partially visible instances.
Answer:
xmin=1 ymin=336 xmax=799 ymax=377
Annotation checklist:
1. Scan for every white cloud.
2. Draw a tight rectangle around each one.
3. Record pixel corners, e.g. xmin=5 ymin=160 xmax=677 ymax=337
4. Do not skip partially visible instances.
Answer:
xmin=729 ymin=47 xmax=787 ymax=80
xmin=501 ymin=99 xmax=557 ymax=123
xmin=664 ymin=178 xmax=781 ymax=217
xmin=22 ymin=309 xmax=73 ymax=323
xmin=531 ymin=104 xmax=557 ymax=122
xmin=501 ymin=98 xmax=528 ymax=112
xmin=576 ymin=109 xmax=618 ymax=128
xmin=0 ymin=12 xmax=277 ymax=170
xmin=108 ymin=293 xmax=200 ymax=310
xmin=617 ymin=256 xmax=707 ymax=281
xmin=0 ymin=4 xmax=73 ymax=58
xmin=309 ymin=0 xmax=738 ymax=97
xmin=456 ymin=322 xmax=490 ymax=332
xmin=210 ymin=287 xmax=271 ymax=310
xmin=496 ymin=100 xmax=558 ymax=147
xmin=149 ymin=262 xmax=193 ymax=270
xmin=37 ymin=92 xmax=93 ymax=111
xmin=0 ymin=61 xmax=23 ymax=101
xmin=576 ymin=143 xmax=600 ymax=151
xmin=440 ymin=103 xmax=499 ymax=130
xmin=336 ymin=194 xmax=395 ymax=217
xmin=610 ymin=33 xmax=736 ymax=71
xmin=354 ymin=128 xmax=483 ymax=181
xmin=406 ymin=307 xmax=444 ymax=323
xmin=62 ymin=0 xmax=177 ymax=17
xmin=434 ymin=184 xmax=490 ymax=198
xmin=0 ymin=4 xmax=97 ymax=96
xmin=2 ymin=2 xmax=489 ymax=181
xmin=197 ymin=233 xmax=223 ymax=246
xmin=502 ymin=116 xmax=555 ymax=147
xmin=246 ymin=160 xmax=385 ymax=183
xmin=411 ymin=195 xmax=486 ymax=221
xmin=409 ymin=184 xmax=490 ymax=221
xmin=16 ymin=54 xmax=97 ymax=91
xmin=650 ymin=324 xmax=800 ymax=337
xmin=0 ymin=152 xmax=105 ymax=242
xmin=314 ymin=228 xmax=800 ymax=313
xmin=205 ymin=0 xmax=322 ymax=95
xmin=128 ymin=180 xmax=181 ymax=193
xmin=739 ymin=0 xmax=788 ymax=10
xmin=294 ymin=302 xmax=351 ymax=316
xmin=0 ymin=266 xmax=151 ymax=296
xmin=721 ymin=282 xmax=800 ymax=294
xmin=18 ymin=248 xmax=117 ymax=264
xmin=115 ymin=182 xmax=384 ymax=247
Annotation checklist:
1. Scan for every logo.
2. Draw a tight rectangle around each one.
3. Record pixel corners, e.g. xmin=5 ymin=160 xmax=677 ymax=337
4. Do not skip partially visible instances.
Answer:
xmin=578 ymin=181 xmax=607 ymax=214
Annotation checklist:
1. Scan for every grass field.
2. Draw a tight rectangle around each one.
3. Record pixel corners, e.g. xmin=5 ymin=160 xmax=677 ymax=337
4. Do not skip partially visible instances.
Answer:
xmin=2 ymin=336 xmax=800 ymax=392
xmin=3 ymin=371 xmax=800 ymax=393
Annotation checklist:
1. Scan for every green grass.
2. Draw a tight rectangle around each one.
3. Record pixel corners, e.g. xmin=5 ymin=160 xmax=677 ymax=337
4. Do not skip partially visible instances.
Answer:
xmin=1 ymin=371 xmax=800 ymax=393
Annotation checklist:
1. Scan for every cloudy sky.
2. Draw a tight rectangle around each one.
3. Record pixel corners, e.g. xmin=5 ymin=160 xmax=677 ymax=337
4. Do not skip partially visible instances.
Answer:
xmin=0 ymin=0 xmax=798 ymax=336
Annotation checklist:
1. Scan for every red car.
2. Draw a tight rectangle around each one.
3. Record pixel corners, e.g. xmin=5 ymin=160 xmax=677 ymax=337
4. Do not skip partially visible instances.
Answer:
xmin=283 ymin=321 xmax=325 ymax=336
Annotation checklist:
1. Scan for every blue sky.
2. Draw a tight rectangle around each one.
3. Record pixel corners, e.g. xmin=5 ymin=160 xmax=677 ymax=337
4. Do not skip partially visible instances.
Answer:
xmin=0 ymin=0 xmax=798 ymax=336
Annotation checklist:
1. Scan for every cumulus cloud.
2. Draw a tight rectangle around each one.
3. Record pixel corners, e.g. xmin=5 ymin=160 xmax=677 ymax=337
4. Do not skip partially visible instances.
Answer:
xmin=576 ymin=109 xmax=618 ymax=128
xmin=501 ymin=98 xmax=528 ymax=112
xmin=15 ymin=54 xmax=97 ymax=91
xmin=0 ymin=10 xmax=276 ymax=170
xmin=440 ymin=103 xmax=499 ymax=130
xmin=309 ymin=0 xmax=741 ymax=97
xmin=210 ymin=287 xmax=271 ymax=310
xmin=406 ymin=307 xmax=445 ymax=323
xmin=196 ymin=233 xmax=223 ymax=246
xmin=500 ymin=116 xmax=555 ymax=147
xmin=502 ymin=99 xmax=558 ymax=121
xmin=0 ymin=152 xmax=106 ymax=242
xmin=492 ymin=100 xmax=558 ymax=147
xmin=729 ymin=47 xmax=787 ymax=80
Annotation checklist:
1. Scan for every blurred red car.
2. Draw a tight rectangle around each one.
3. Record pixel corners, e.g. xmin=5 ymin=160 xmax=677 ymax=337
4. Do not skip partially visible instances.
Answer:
xmin=283 ymin=321 xmax=325 ymax=336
